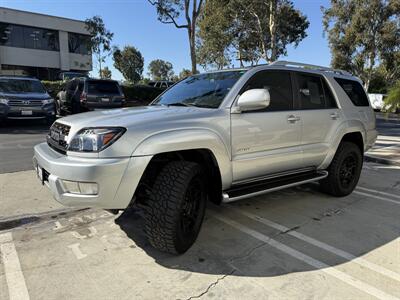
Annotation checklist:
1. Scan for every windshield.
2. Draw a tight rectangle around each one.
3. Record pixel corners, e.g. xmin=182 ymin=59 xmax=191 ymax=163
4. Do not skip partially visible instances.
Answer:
xmin=0 ymin=79 xmax=46 ymax=94
xmin=152 ymin=70 xmax=246 ymax=108
xmin=87 ymin=81 xmax=120 ymax=94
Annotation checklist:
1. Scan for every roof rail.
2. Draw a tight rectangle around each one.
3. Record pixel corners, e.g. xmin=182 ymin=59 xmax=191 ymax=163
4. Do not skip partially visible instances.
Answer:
xmin=269 ymin=61 xmax=352 ymax=76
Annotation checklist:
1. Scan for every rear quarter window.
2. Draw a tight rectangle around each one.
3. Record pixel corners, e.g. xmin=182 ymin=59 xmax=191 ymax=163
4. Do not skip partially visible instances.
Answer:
xmin=334 ymin=78 xmax=369 ymax=106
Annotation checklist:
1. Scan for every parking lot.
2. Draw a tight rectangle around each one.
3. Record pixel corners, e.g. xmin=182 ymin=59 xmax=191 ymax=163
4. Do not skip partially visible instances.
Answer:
xmin=1 ymin=117 xmax=400 ymax=300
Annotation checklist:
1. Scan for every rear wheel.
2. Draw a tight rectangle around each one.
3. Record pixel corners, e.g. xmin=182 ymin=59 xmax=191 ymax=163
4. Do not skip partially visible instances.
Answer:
xmin=320 ymin=141 xmax=363 ymax=197
xmin=144 ymin=161 xmax=207 ymax=254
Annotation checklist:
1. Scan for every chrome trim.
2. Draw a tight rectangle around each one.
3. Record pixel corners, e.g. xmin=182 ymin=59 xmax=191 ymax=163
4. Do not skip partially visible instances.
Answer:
xmin=222 ymin=171 xmax=328 ymax=203
xmin=232 ymin=167 xmax=316 ymax=186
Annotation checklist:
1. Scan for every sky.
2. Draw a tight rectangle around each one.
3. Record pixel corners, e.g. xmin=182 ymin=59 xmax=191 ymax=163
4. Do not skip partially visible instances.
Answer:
xmin=1 ymin=0 xmax=333 ymax=80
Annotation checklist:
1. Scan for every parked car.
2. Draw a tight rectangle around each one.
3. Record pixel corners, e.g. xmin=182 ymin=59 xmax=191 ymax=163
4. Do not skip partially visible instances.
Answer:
xmin=34 ymin=61 xmax=377 ymax=254
xmin=368 ymin=93 xmax=386 ymax=111
xmin=55 ymin=78 xmax=125 ymax=115
xmin=0 ymin=76 xmax=55 ymax=124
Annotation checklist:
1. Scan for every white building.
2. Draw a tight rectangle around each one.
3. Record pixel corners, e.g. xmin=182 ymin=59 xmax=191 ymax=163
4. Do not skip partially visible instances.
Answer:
xmin=0 ymin=7 xmax=92 ymax=80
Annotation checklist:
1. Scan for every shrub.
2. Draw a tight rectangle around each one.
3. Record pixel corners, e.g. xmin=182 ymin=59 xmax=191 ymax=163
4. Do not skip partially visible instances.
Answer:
xmin=121 ymin=84 xmax=163 ymax=105
xmin=384 ymin=81 xmax=400 ymax=113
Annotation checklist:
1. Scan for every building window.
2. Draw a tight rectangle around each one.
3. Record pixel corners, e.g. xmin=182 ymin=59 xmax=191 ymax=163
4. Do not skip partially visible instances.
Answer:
xmin=68 ymin=33 xmax=91 ymax=55
xmin=0 ymin=22 xmax=59 ymax=51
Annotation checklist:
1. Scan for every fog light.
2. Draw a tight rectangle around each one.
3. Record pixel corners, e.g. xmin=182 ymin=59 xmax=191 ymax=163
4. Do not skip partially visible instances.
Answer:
xmin=61 ymin=180 xmax=98 ymax=195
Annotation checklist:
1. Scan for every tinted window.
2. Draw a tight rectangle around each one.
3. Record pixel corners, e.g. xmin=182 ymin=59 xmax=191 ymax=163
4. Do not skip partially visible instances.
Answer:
xmin=334 ymin=78 xmax=369 ymax=106
xmin=322 ymin=79 xmax=337 ymax=108
xmin=296 ymin=73 xmax=326 ymax=109
xmin=242 ymin=70 xmax=293 ymax=111
xmin=87 ymin=81 xmax=120 ymax=94
xmin=68 ymin=33 xmax=91 ymax=55
xmin=0 ymin=22 xmax=59 ymax=51
xmin=152 ymin=71 xmax=245 ymax=108
xmin=0 ymin=79 xmax=46 ymax=94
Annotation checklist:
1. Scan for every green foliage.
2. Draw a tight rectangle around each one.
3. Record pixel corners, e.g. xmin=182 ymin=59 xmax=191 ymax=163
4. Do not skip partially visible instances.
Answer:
xmin=85 ymin=16 xmax=114 ymax=78
xmin=197 ymin=0 xmax=309 ymax=69
xmin=113 ymin=46 xmax=144 ymax=83
xmin=178 ymin=68 xmax=193 ymax=79
xmin=148 ymin=59 xmax=174 ymax=80
xmin=41 ymin=81 xmax=66 ymax=98
xmin=384 ymin=81 xmax=400 ymax=112
xmin=100 ymin=67 xmax=112 ymax=79
xmin=121 ymin=84 xmax=163 ymax=105
xmin=322 ymin=0 xmax=400 ymax=90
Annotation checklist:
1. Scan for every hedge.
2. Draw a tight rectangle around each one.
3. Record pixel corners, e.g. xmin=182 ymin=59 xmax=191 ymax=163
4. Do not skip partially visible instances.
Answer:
xmin=41 ymin=81 xmax=164 ymax=106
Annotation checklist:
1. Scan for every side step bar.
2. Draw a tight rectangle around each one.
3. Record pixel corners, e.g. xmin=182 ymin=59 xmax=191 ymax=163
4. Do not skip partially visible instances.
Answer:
xmin=222 ymin=170 xmax=328 ymax=203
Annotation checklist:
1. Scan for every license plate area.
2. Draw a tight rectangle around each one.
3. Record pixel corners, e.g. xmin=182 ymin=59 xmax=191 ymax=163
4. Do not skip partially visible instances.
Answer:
xmin=35 ymin=164 xmax=49 ymax=185
xmin=21 ymin=110 xmax=33 ymax=116
xmin=101 ymin=97 xmax=110 ymax=102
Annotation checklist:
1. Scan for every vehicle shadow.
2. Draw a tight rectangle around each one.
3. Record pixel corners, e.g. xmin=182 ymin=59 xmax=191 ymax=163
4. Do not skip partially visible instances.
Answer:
xmin=0 ymin=119 xmax=50 ymax=134
xmin=115 ymin=182 xmax=399 ymax=277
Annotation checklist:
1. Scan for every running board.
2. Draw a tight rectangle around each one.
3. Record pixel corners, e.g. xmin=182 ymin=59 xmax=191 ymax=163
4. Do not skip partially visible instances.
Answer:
xmin=222 ymin=170 xmax=328 ymax=203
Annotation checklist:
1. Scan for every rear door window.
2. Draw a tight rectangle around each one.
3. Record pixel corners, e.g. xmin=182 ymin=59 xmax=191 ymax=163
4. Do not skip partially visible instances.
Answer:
xmin=334 ymin=78 xmax=369 ymax=106
xmin=295 ymin=73 xmax=337 ymax=109
xmin=87 ymin=81 xmax=120 ymax=95
xmin=242 ymin=70 xmax=293 ymax=111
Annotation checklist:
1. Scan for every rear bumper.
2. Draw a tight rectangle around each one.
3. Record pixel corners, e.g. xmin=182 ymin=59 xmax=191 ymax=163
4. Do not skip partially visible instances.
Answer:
xmin=33 ymin=142 xmax=152 ymax=209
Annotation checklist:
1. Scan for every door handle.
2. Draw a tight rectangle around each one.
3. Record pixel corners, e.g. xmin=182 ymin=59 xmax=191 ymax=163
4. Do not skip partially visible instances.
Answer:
xmin=287 ymin=115 xmax=301 ymax=123
xmin=330 ymin=112 xmax=339 ymax=120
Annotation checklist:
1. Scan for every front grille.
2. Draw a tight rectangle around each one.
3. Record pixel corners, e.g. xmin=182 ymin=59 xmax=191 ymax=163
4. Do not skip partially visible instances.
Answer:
xmin=47 ymin=122 xmax=71 ymax=154
xmin=8 ymin=99 xmax=43 ymax=107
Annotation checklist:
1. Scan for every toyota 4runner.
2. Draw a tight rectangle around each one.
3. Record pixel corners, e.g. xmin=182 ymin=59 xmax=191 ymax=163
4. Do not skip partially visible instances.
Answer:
xmin=33 ymin=61 xmax=377 ymax=254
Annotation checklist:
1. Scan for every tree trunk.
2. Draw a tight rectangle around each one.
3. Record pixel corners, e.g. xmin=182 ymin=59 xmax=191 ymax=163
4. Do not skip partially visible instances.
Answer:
xmin=188 ymin=28 xmax=197 ymax=74
xmin=269 ymin=0 xmax=278 ymax=62
xmin=364 ymin=53 xmax=376 ymax=92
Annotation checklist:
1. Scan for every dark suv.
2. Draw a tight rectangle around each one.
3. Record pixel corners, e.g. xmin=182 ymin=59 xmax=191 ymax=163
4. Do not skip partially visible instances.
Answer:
xmin=0 ymin=76 xmax=55 ymax=124
xmin=56 ymin=78 xmax=125 ymax=115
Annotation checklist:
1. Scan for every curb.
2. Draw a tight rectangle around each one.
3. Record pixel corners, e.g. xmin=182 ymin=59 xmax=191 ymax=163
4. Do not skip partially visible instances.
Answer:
xmin=364 ymin=154 xmax=400 ymax=167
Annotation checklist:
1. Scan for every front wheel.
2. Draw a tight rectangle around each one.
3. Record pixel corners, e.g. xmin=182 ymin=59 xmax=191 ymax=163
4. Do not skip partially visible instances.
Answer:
xmin=144 ymin=161 xmax=207 ymax=254
xmin=320 ymin=141 xmax=363 ymax=197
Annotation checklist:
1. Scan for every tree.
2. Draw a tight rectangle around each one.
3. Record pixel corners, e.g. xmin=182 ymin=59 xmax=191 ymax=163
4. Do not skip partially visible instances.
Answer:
xmin=196 ymin=0 xmax=309 ymax=69
xmin=113 ymin=46 xmax=144 ymax=83
xmin=148 ymin=59 xmax=174 ymax=80
xmin=85 ymin=16 xmax=114 ymax=78
xmin=179 ymin=68 xmax=192 ymax=79
xmin=384 ymin=80 xmax=400 ymax=112
xmin=148 ymin=0 xmax=203 ymax=73
xmin=322 ymin=0 xmax=400 ymax=91
xmin=100 ymin=66 xmax=112 ymax=79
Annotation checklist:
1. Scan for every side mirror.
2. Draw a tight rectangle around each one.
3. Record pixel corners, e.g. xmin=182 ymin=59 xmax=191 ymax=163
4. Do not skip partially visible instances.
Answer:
xmin=237 ymin=88 xmax=271 ymax=112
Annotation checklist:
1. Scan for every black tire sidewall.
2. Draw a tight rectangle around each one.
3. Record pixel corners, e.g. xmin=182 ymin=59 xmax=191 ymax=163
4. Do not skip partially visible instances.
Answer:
xmin=331 ymin=143 xmax=363 ymax=195
xmin=174 ymin=171 xmax=207 ymax=253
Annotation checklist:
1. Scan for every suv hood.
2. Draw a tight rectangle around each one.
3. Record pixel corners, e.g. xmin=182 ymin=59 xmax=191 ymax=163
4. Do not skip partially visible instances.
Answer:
xmin=59 ymin=105 xmax=216 ymax=128
xmin=0 ymin=92 xmax=51 ymax=100
xmin=57 ymin=105 xmax=229 ymax=158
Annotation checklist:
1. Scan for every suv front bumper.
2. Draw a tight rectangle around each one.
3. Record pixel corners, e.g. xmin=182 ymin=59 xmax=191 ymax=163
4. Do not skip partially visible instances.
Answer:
xmin=0 ymin=103 xmax=55 ymax=120
xmin=33 ymin=143 xmax=152 ymax=209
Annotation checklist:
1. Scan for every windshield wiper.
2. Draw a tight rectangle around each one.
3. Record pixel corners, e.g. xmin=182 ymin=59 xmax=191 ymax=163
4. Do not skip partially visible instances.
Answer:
xmin=167 ymin=102 xmax=195 ymax=107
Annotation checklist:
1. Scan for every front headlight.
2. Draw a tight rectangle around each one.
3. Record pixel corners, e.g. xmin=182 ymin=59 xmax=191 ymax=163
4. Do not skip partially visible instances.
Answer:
xmin=67 ymin=127 xmax=126 ymax=152
xmin=42 ymin=98 xmax=54 ymax=105
xmin=0 ymin=98 xmax=9 ymax=105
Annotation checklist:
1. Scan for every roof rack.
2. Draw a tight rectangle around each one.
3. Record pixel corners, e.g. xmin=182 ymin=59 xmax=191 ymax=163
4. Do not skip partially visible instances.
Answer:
xmin=269 ymin=61 xmax=352 ymax=76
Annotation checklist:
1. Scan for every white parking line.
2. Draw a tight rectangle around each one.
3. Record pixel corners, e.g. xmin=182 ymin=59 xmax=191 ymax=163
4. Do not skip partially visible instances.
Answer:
xmin=212 ymin=213 xmax=399 ymax=300
xmin=0 ymin=232 xmax=30 ymax=300
xmin=354 ymin=191 xmax=400 ymax=205
xmin=357 ymin=186 xmax=400 ymax=200
xmin=68 ymin=243 xmax=87 ymax=260
xmin=229 ymin=207 xmax=400 ymax=283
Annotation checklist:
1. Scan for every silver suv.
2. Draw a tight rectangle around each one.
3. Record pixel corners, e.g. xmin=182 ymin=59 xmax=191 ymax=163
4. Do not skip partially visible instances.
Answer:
xmin=33 ymin=61 xmax=377 ymax=254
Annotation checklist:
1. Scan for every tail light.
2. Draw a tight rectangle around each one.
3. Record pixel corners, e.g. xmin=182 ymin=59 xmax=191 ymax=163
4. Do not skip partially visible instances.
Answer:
xmin=80 ymin=92 xmax=87 ymax=103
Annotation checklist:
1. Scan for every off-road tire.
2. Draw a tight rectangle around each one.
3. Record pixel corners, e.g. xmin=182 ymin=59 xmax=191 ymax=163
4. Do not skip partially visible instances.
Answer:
xmin=320 ymin=141 xmax=363 ymax=197
xmin=144 ymin=161 xmax=207 ymax=254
